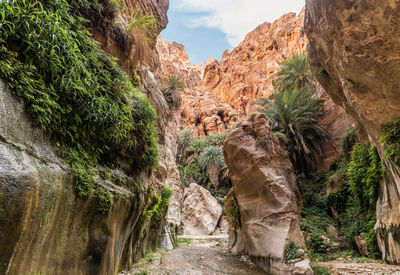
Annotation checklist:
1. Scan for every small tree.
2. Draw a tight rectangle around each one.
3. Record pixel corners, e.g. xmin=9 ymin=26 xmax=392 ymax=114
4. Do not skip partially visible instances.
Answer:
xmin=127 ymin=8 xmax=159 ymax=69
xmin=199 ymin=146 xmax=226 ymax=187
xmin=163 ymin=76 xmax=184 ymax=109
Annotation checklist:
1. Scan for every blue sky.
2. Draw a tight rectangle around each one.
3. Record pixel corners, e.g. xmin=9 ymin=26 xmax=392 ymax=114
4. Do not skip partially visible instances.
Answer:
xmin=162 ymin=0 xmax=305 ymax=64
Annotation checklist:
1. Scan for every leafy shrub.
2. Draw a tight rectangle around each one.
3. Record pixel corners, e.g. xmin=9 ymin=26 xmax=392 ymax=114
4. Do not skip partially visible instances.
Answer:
xmin=284 ymin=241 xmax=299 ymax=264
xmin=177 ymin=238 xmax=192 ymax=244
xmin=97 ymin=190 xmax=114 ymax=214
xmin=199 ymin=146 xmax=226 ymax=171
xmin=139 ymin=186 xmax=172 ymax=230
xmin=226 ymin=192 xmax=241 ymax=229
xmin=188 ymin=139 xmax=208 ymax=154
xmin=312 ymin=265 xmax=331 ymax=275
xmin=380 ymin=118 xmax=400 ymax=165
xmin=0 ymin=0 xmax=158 ymax=211
xmin=178 ymin=158 xmax=202 ymax=187
xmin=341 ymin=127 xmax=358 ymax=159
xmin=205 ymin=133 xmax=228 ymax=146
xmin=348 ymin=144 xmax=384 ymax=211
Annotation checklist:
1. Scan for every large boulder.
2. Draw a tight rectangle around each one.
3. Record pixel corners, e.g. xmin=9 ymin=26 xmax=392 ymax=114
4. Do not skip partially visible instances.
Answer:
xmin=180 ymin=183 xmax=222 ymax=235
xmin=292 ymin=259 xmax=314 ymax=275
xmin=305 ymin=0 xmax=400 ymax=264
xmin=223 ymin=114 xmax=305 ymax=274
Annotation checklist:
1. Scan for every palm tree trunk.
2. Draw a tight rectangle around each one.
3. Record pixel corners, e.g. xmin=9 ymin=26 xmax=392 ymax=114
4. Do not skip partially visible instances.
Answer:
xmin=207 ymin=166 xmax=220 ymax=188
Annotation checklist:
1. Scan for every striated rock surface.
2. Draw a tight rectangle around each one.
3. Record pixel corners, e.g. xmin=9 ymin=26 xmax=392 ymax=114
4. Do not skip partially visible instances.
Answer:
xmin=223 ymin=114 xmax=305 ymax=274
xmin=0 ymin=0 xmax=184 ymax=274
xmin=180 ymin=183 xmax=222 ymax=235
xmin=0 ymin=80 xmax=163 ymax=274
xmin=305 ymin=0 xmax=400 ymax=264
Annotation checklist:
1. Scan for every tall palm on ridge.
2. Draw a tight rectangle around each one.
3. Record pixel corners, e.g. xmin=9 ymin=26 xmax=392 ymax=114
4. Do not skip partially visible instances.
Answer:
xmin=273 ymin=51 xmax=315 ymax=91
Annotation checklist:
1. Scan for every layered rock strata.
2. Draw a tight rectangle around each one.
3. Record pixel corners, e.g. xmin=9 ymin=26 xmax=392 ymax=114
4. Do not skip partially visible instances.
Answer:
xmin=223 ymin=114 xmax=305 ymax=274
xmin=305 ymin=0 xmax=400 ymax=264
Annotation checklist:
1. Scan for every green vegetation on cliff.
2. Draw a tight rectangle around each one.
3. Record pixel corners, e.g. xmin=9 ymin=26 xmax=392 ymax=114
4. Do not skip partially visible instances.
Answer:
xmin=139 ymin=186 xmax=172 ymax=230
xmin=300 ymin=128 xmax=384 ymax=260
xmin=380 ymin=118 xmax=400 ymax=165
xmin=0 ymin=0 xmax=158 ymax=212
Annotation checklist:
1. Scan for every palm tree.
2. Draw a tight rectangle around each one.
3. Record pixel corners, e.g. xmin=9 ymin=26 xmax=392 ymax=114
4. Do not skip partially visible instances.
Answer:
xmin=253 ymin=86 xmax=328 ymax=173
xmin=273 ymin=52 xmax=315 ymax=91
xmin=199 ymin=146 xmax=226 ymax=187
xmin=177 ymin=129 xmax=193 ymax=163
xmin=127 ymin=8 xmax=159 ymax=69
xmin=165 ymin=76 xmax=185 ymax=91
xmin=188 ymin=138 xmax=208 ymax=154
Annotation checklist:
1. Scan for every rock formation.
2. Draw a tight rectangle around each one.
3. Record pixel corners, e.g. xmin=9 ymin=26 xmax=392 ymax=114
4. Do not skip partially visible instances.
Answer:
xmin=223 ymin=114 xmax=305 ymax=274
xmin=305 ymin=0 xmax=400 ymax=264
xmin=180 ymin=86 xmax=241 ymax=137
xmin=202 ymin=11 xmax=306 ymax=114
xmin=180 ymin=183 xmax=222 ymax=235
xmin=156 ymin=37 xmax=202 ymax=88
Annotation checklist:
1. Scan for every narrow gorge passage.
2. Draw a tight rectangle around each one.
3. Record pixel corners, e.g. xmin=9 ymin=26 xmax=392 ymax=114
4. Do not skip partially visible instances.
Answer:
xmin=123 ymin=237 xmax=266 ymax=275
xmin=3 ymin=0 xmax=400 ymax=275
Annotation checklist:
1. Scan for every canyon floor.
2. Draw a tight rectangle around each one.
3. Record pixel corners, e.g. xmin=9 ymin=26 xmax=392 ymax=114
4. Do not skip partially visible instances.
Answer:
xmin=122 ymin=236 xmax=400 ymax=275
xmin=122 ymin=236 xmax=266 ymax=275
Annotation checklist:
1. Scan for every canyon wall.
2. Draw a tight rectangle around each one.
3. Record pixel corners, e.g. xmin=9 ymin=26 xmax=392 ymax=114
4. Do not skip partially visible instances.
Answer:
xmin=305 ymin=0 xmax=400 ymax=264
xmin=0 ymin=0 xmax=185 ymax=274
xmin=158 ymin=11 xmax=351 ymax=169
xmin=202 ymin=11 xmax=306 ymax=114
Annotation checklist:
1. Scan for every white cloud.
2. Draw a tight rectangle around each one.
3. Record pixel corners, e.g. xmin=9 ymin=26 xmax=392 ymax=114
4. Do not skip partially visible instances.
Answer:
xmin=173 ymin=0 xmax=304 ymax=47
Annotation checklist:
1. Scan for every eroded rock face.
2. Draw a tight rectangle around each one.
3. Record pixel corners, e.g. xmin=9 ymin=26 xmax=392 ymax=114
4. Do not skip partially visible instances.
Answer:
xmin=305 ymin=0 xmax=400 ymax=264
xmin=158 ymin=10 xmax=351 ymax=167
xmin=181 ymin=86 xmax=240 ymax=137
xmin=203 ymin=11 xmax=306 ymax=115
xmin=180 ymin=183 xmax=222 ymax=235
xmin=156 ymin=37 xmax=202 ymax=88
xmin=223 ymin=114 xmax=305 ymax=274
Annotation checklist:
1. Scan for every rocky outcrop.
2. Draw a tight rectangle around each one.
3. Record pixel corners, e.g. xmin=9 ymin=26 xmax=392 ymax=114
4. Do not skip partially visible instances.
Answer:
xmin=305 ymin=0 xmax=400 ymax=264
xmin=156 ymin=37 xmax=202 ymax=88
xmin=181 ymin=86 xmax=240 ymax=137
xmin=157 ymin=10 xmax=351 ymax=167
xmin=292 ymin=259 xmax=314 ymax=275
xmin=202 ymin=11 xmax=306 ymax=115
xmin=180 ymin=183 xmax=222 ymax=235
xmin=223 ymin=114 xmax=305 ymax=274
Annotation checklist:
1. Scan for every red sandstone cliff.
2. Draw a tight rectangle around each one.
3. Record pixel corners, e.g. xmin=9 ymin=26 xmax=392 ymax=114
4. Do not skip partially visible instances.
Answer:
xmin=157 ymin=9 xmax=351 ymax=169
